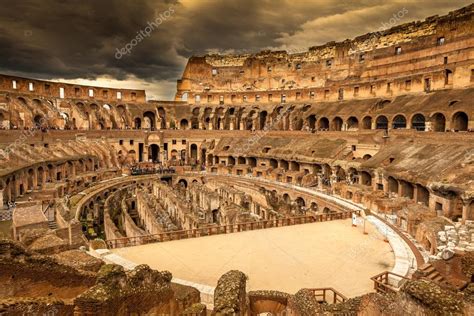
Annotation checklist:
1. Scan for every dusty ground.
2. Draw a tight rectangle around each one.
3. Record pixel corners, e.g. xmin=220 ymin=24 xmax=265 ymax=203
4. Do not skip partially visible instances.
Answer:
xmin=113 ymin=219 xmax=394 ymax=297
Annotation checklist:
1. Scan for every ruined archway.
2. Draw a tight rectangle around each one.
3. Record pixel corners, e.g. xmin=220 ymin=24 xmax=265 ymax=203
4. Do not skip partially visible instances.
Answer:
xmin=451 ymin=111 xmax=468 ymax=131
xmin=411 ymin=114 xmax=426 ymax=131
xmin=431 ymin=113 xmax=446 ymax=132
xmin=392 ymin=115 xmax=406 ymax=129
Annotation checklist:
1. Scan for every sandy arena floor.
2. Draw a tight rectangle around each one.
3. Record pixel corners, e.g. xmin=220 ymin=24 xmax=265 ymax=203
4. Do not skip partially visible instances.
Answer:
xmin=113 ymin=219 xmax=394 ymax=297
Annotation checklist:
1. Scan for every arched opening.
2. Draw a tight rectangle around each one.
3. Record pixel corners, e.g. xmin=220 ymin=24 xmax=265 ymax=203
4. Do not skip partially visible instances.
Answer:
xmin=392 ymin=115 xmax=407 ymax=129
xmin=431 ymin=113 xmax=446 ymax=132
xmin=318 ymin=117 xmax=329 ymax=130
xmin=143 ymin=111 xmax=156 ymax=130
xmin=247 ymin=157 xmax=257 ymax=167
xmin=375 ymin=116 xmax=388 ymax=130
xmin=295 ymin=197 xmax=305 ymax=212
xmin=331 ymin=117 xmax=343 ymax=131
xmin=363 ymin=154 xmax=372 ymax=160
xmin=388 ymin=177 xmax=398 ymax=195
xmin=148 ymin=144 xmax=159 ymax=163
xmin=212 ymin=209 xmax=219 ymax=224
xmin=289 ymin=161 xmax=300 ymax=171
xmin=237 ymin=157 xmax=246 ymax=164
xmin=171 ymin=149 xmax=178 ymax=161
xmin=451 ymin=112 xmax=468 ymax=131
xmin=228 ymin=156 xmax=235 ymax=165
xmin=190 ymin=144 xmax=198 ymax=163
xmin=282 ymin=193 xmax=291 ymax=204
xmin=27 ymin=169 xmax=34 ymax=191
xmin=191 ymin=117 xmax=199 ymax=129
xmin=411 ymin=114 xmax=426 ymax=131
xmin=259 ymin=111 xmax=267 ymax=130
xmin=207 ymin=154 xmax=214 ymax=165
xmin=416 ymin=184 xmax=430 ymax=206
xmin=400 ymin=180 xmax=414 ymax=199
xmin=347 ymin=116 xmax=359 ymax=131
xmin=280 ymin=160 xmax=289 ymax=171
xmin=180 ymin=119 xmax=189 ymax=130
xmin=307 ymin=115 xmax=316 ymax=131
xmin=178 ymin=179 xmax=188 ymax=188
xmin=335 ymin=166 xmax=346 ymax=182
xmin=245 ymin=117 xmax=253 ymax=130
xmin=270 ymin=159 xmax=278 ymax=169
xmin=360 ymin=171 xmax=372 ymax=186
xmin=362 ymin=116 xmax=372 ymax=129
xmin=293 ymin=118 xmax=303 ymax=131
xmin=134 ymin=117 xmax=141 ymax=129
xmin=157 ymin=107 xmax=166 ymax=129
xmin=33 ymin=114 xmax=44 ymax=128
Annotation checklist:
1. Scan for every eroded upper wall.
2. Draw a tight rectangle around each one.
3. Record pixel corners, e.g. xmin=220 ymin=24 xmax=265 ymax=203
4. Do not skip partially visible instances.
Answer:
xmin=176 ymin=4 xmax=474 ymax=103
xmin=0 ymin=74 xmax=146 ymax=103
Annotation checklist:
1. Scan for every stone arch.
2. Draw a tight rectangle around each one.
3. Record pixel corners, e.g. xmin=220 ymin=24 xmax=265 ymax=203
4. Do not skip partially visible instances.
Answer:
xmin=362 ymin=116 xmax=372 ymax=129
xmin=430 ymin=113 xmax=446 ymax=132
xmin=289 ymin=161 xmax=300 ymax=171
xmin=400 ymin=180 xmax=414 ymax=199
xmin=148 ymin=144 xmax=159 ymax=162
xmin=270 ymin=159 xmax=278 ymax=169
xmin=306 ymin=114 xmax=316 ymax=130
xmin=411 ymin=113 xmax=426 ymax=131
xmin=375 ymin=115 xmax=388 ymax=130
xmin=190 ymin=144 xmax=198 ymax=162
xmin=347 ymin=116 xmax=359 ymax=131
xmin=416 ymin=184 xmax=430 ymax=206
xmin=388 ymin=176 xmax=398 ymax=195
xmin=143 ymin=111 xmax=156 ymax=130
xmin=157 ymin=107 xmax=166 ymax=129
xmin=178 ymin=179 xmax=188 ymax=188
xmin=180 ymin=119 xmax=189 ymax=130
xmin=451 ymin=111 xmax=468 ymax=131
xmin=318 ymin=117 xmax=329 ymax=130
xmin=331 ymin=117 xmax=343 ymax=131
xmin=247 ymin=157 xmax=257 ymax=167
xmin=134 ymin=117 xmax=141 ymax=129
xmin=392 ymin=114 xmax=407 ymax=129
xmin=259 ymin=111 xmax=267 ymax=130
xmin=237 ymin=156 xmax=246 ymax=164
xmin=360 ymin=171 xmax=372 ymax=186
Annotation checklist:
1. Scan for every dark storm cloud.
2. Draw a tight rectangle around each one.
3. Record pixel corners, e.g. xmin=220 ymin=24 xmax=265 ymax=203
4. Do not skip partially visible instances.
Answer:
xmin=0 ymin=0 xmax=471 ymax=97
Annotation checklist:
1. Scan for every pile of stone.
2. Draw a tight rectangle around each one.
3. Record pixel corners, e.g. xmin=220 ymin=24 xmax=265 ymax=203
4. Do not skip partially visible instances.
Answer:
xmin=435 ymin=220 xmax=474 ymax=260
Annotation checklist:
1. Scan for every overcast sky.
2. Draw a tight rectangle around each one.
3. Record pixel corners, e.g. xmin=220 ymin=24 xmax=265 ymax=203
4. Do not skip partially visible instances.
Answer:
xmin=0 ymin=0 xmax=471 ymax=100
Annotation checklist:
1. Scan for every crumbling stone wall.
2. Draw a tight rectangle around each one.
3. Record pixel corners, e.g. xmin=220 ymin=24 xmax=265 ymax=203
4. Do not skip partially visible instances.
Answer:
xmin=213 ymin=270 xmax=247 ymax=315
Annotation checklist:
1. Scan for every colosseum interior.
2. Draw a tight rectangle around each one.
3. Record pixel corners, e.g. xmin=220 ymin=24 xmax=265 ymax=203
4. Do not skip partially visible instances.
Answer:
xmin=0 ymin=2 xmax=474 ymax=315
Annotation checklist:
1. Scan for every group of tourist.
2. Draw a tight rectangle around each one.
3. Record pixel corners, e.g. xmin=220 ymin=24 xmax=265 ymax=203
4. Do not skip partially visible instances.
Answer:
xmin=130 ymin=164 xmax=176 ymax=175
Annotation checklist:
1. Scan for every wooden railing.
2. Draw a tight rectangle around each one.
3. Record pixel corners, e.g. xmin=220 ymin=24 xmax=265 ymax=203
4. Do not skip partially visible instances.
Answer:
xmin=370 ymin=271 xmax=410 ymax=295
xmin=106 ymin=211 xmax=356 ymax=249
xmin=308 ymin=288 xmax=347 ymax=304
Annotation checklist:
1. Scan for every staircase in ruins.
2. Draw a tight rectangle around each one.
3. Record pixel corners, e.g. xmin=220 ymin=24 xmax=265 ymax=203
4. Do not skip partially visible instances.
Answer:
xmin=417 ymin=263 xmax=447 ymax=284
